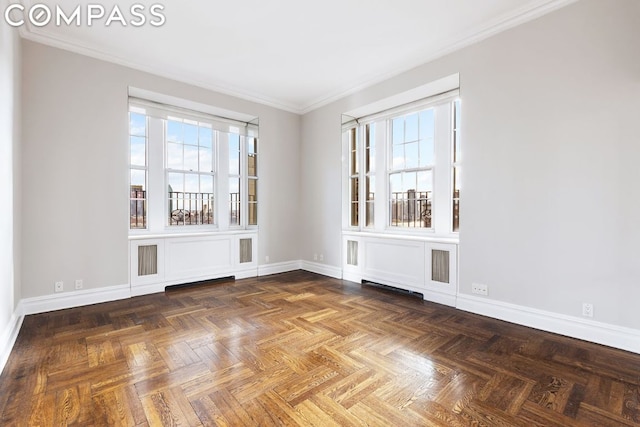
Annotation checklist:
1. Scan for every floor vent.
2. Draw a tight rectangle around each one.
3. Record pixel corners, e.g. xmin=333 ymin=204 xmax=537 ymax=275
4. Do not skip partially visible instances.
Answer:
xmin=138 ymin=245 xmax=158 ymax=276
xmin=239 ymin=238 xmax=252 ymax=263
xmin=432 ymin=249 xmax=450 ymax=283
xmin=363 ymin=280 xmax=423 ymax=299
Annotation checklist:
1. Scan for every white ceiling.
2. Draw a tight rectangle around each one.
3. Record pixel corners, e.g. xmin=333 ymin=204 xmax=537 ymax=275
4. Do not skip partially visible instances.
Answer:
xmin=18 ymin=0 xmax=575 ymax=113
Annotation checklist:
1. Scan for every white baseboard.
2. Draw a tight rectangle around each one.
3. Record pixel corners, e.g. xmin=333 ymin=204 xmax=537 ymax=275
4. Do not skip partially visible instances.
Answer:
xmin=342 ymin=271 xmax=362 ymax=284
xmin=234 ymin=268 xmax=259 ymax=280
xmin=457 ymin=294 xmax=640 ymax=355
xmin=0 ymin=311 xmax=24 ymax=375
xmin=20 ymin=284 xmax=131 ymax=316
xmin=422 ymin=289 xmax=457 ymax=307
xmin=300 ymin=260 xmax=343 ymax=279
xmin=258 ymin=261 xmax=302 ymax=276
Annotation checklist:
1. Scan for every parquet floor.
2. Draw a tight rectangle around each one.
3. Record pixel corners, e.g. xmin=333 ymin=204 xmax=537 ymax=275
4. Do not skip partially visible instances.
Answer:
xmin=1 ymin=271 xmax=639 ymax=426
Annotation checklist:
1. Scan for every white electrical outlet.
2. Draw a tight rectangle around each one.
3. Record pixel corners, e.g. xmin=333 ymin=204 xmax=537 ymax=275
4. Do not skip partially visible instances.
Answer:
xmin=314 ymin=253 xmax=318 ymax=261
xmin=582 ymin=303 xmax=594 ymax=318
xmin=471 ymin=283 xmax=488 ymax=296
xmin=75 ymin=279 xmax=83 ymax=290
xmin=54 ymin=281 xmax=64 ymax=293
xmin=265 ymin=255 xmax=270 ymax=263
xmin=319 ymin=254 xmax=324 ymax=262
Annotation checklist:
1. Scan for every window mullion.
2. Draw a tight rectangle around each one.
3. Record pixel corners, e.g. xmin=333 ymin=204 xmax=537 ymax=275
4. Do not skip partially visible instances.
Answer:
xmin=147 ymin=116 xmax=165 ymax=233
xmin=240 ymin=135 xmax=248 ymax=229
xmin=217 ymin=131 xmax=229 ymax=230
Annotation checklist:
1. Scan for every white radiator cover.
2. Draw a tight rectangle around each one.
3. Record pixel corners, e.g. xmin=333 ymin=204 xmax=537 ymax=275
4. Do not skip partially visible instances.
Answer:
xmin=129 ymin=231 xmax=258 ymax=296
xmin=342 ymin=232 xmax=458 ymax=306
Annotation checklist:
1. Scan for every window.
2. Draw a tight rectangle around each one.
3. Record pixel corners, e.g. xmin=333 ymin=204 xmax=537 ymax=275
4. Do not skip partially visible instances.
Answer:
xmin=129 ymin=112 xmax=147 ymax=229
xmin=389 ymin=109 xmax=434 ymax=228
xmin=128 ymin=99 xmax=259 ymax=233
xmin=247 ymin=136 xmax=258 ymax=226
xmin=452 ymin=100 xmax=461 ymax=232
xmin=343 ymin=93 xmax=460 ymax=235
xmin=166 ymin=118 xmax=215 ymax=226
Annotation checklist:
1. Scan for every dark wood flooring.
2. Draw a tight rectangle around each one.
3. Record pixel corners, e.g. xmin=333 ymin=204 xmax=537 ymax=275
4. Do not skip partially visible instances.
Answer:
xmin=1 ymin=271 xmax=639 ymax=426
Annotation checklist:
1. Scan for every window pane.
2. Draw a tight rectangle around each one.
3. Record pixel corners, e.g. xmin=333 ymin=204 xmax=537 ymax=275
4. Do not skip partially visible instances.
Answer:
xmin=405 ymin=142 xmax=419 ymax=169
xmin=389 ymin=171 xmax=432 ymax=229
xmin=419 ymin=137 xmax=434 ymax=167
xmin=248 ymin=137 xmax=257 ymax=154
xmin=184 ymin=145 xmax=199 ymax=171
xmin=350 ymin=176 xmax=359 ymax=227
xmin=366 ymin=124 xmax=375 ymax=174
xmin=392 ymin=117 xmax=403 ymax=145
xmin=167 ymin=143 xmax=183 ymax=170
xmin=453 ymin=100 xmax=461 ymax=163
xmin=184 ymin=123 xmax=198 ymax=146
xmin=249 ymin=179 xmax=257 ymax=201
xmin=200 ymin=127 xmax=213 ymax=148
xmin=185 ymin=173 xmax=199 ymax=193
xmin=130 ymin=113 xmax=146 ymax=137
xmin=167 ymin=121 xmax=183 ymax=143
xmin=130 ymin=169 xmax=146 ymax=229
xmin=168 ymin=172 xmax=183 ymax=193
xmin=248 ymin=203 xmax=258 ymax=226
xmin=229 ymin=134 xmax=240 ymax=176
xmin=248 ymin=179 xmax=258 ymax=226
xmin=405 ymin=113 xmax=419 ymax=142
xmin=350 ymin=128 xmax=358 ymax=175
xmin=453 ymin=167 xmax=460 ymax=232
xmin=199 ymin=147 xmax=212 ymax=172
xmin=419 ymin=109 xmax=435 ymax=139
xmin=131 ymin=169 xmax=145 ymax=187
xmin=130 ymin=136 xmax=146 ymax=166
xmin=392 ymin=145 xmax=404 ymax=170
xmin=201 ymin=175 xmax=214 ymax=194
xmin=230 ymin=178 xmax=241 ymax=226
xmin=248 ymin=154 xmax=257 ymax=177
xmin=417 ymin=170 xmax=432 ymax=193
xmin=366 ymin=176 xmax=374 ymax=227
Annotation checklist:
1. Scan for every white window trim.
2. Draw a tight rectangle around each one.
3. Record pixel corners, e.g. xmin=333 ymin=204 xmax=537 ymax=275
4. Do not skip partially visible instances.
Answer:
xmin=128 ymin=96 xmax=259 ymax=236
xmin=342 ymin=81 xmax=460 ymax=240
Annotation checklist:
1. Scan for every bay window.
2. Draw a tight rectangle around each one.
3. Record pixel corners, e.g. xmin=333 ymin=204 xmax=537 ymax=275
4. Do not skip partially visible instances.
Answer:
xmin=343 ymin=92 xmax=460 ymax=235
xmin=128 ymin=98 xmax=259 ymax=233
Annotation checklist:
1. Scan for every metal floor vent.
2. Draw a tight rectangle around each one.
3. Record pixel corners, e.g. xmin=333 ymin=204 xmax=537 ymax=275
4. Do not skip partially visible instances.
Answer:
xmin=362 ymin=280 xmax=423 ymax=299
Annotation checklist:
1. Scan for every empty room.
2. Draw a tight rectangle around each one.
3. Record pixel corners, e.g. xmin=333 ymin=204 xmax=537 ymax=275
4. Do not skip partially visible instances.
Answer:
xmin=1 ymin=0 xmax=639 ymax=425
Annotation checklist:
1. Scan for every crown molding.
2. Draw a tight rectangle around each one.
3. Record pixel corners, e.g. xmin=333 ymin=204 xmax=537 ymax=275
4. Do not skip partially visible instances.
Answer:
xmin=16 ymin=0 xmax=578 ymax=115
xmin=298 ymin=0 xmax=579 ymax=114
xmin=18 ymin=28 xmax=303 ymax=114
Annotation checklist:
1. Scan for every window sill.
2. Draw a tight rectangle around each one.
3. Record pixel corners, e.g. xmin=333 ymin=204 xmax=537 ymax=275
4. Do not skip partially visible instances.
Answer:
xmin=129 ymin=228 xmax=257 ymax=240
xmin=342 ymin=229 xmax=459 ymax=245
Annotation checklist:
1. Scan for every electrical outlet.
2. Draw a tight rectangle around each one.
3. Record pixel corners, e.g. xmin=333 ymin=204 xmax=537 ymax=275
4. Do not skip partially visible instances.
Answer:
xmin=314 ymin=253 xmax=318 ymax=261
xmin=54 ymin=281 xmax=64 ymax=293
xmin=319 ymin=254 xmax=324 ymax=262
xmin=75 ymin=279 xmax=83 ymax=290
xmin=471 ymin=283 xmax=488 ymax=296
xmin=265 ymin=255 xmax=270 ymax=263
xmin=582 ymin=303 xmax=594 ymax=318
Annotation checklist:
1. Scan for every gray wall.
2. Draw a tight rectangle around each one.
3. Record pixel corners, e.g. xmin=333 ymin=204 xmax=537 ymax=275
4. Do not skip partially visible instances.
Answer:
xmin=301 ymin=0 xmax=640 ymax=329
xmin=21 ymin=41 xmax=301 ymax=299
xmin=0 ymin=13 xmax=20 ymax=338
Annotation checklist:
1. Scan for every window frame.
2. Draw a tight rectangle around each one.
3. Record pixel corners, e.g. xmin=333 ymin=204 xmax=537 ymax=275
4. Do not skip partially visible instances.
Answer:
xmin=342 ymin=91 xmax=460 ymax=238
xmin=128 ymin=98 xmax=259 ymax=235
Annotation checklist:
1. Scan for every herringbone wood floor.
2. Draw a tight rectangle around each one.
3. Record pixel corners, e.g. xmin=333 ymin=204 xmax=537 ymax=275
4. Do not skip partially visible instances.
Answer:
xmin=1 ymin=271 xmax=639 ymax=426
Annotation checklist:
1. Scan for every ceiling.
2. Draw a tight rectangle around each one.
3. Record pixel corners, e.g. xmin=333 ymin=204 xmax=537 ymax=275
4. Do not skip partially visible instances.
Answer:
xmin=17 ymin=0 xmax=575 ymax=113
